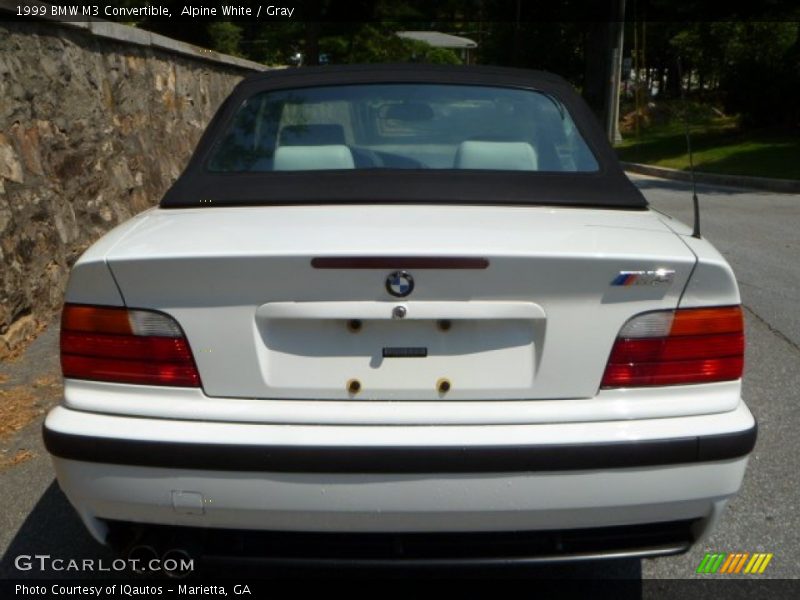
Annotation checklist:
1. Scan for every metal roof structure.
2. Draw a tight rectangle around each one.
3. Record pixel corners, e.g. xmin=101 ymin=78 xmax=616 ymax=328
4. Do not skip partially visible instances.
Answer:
xmin=396 ymin=31 xmax=478 ymax=50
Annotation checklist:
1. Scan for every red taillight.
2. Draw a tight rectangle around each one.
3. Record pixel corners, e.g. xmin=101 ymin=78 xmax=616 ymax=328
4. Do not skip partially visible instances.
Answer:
xmin=601 ymin=306 xmax=744 ymax=388
xmin=60 ymin=304 xmax=201 ymax=387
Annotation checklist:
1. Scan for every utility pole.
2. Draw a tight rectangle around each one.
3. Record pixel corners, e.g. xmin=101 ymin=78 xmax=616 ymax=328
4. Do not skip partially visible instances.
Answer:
xmin=605 ymin=0 xmax=626 ymax=143
xmin=582 ymin=0 xmax=627 ymax=143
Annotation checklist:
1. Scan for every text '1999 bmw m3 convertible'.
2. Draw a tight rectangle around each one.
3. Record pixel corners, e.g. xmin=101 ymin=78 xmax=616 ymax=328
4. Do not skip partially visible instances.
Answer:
xmin=44 ymin=64 xmax=756 ymax=568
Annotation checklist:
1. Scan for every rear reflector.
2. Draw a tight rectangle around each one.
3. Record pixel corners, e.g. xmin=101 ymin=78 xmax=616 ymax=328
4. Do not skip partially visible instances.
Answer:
xmin=60 ymin=304 xmax=200 ymax=387
xmin=601 ymin=306 xmax=744 ymax=388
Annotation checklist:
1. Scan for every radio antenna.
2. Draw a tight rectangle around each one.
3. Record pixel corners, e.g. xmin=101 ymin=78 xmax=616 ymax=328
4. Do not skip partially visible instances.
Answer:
xmin=677 ymin=57 xmax=701 ymax=238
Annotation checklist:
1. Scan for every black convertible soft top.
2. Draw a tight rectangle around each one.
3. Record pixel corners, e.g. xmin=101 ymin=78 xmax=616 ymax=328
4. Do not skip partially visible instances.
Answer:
xmin=161 ymin=64 xmax=647 ymax=209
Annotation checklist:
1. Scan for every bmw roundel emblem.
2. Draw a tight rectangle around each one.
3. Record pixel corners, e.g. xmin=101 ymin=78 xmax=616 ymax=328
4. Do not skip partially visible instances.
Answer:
xmin=385 ymin=271 xmax=414 ymax=298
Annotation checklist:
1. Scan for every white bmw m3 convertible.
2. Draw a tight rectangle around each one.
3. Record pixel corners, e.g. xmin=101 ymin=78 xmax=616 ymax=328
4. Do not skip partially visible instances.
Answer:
xmin=44 ymin=65 xmax=756 ymax=567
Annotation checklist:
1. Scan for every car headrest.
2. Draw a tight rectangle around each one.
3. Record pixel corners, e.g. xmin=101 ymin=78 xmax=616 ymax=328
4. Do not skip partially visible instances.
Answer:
xmin=279 ymin=124 xmax=346 ymax=146
xmin=273 ymin=145 xmax=355 ymax=171
xmin=454 ymin=141 xmax=539 ymax=171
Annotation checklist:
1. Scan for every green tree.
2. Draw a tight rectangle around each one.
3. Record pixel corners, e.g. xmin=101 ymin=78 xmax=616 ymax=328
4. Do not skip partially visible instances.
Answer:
xmin=719 ymin=22 xmax=800 ymax=127
xmin=207 ymin=22 xmax=243 ymax=57
xmin=320 ymin=24 xmax=460 ymax=64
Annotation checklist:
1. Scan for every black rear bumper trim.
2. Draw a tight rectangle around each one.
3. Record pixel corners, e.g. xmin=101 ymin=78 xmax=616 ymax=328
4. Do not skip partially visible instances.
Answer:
xmin=202 ymin=544 xmax=690 ymax=568
xmin=43 ymin=421 xmax=756 ymax=473
xmin=105 ymin=518 xmax=698 ymax=564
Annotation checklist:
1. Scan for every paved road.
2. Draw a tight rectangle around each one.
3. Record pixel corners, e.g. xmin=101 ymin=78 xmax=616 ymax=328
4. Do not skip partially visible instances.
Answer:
xmin=630 ymin=175 xmax=800 ymax=580
xmin=0 ymin=175 xmax=798 ymax=584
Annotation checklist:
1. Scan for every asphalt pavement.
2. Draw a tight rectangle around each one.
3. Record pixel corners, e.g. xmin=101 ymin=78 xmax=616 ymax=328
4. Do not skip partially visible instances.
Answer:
xmin=631 ymin=175 xmax=800 ymax=580
xmin=0 ymin=174 xmax=798 ymax=585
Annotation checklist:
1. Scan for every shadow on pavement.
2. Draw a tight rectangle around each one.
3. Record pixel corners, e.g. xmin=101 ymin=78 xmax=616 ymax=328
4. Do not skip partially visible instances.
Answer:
xmin=1 ymin=481 xmax=643 ymax=588
xmin=0 ymin=481 xmax=113 ymax=579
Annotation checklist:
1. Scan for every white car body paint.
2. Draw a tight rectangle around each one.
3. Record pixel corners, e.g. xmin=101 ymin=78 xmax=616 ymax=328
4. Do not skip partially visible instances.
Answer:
xmin=70 ymin=205 xmax=703 ymax=401
xmin=49 ymin=203 xmax=755 ymax=558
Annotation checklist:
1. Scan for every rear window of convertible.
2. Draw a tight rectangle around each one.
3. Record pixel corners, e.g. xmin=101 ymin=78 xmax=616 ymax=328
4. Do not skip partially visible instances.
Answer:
xmin=206 ymin=84 xmax=599 ymax=173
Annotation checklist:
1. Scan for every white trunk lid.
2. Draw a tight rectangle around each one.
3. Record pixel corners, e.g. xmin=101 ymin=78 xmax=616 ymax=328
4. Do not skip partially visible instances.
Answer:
xmin=105 ymin=205 xmax=696 ymax=400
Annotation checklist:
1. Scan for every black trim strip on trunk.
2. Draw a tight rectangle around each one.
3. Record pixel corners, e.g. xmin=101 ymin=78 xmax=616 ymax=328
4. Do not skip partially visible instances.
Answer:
xmin=43 ymin=423 xmax=756 ymax=473
xmin=311 ymin=257 xmax=489 ymax=269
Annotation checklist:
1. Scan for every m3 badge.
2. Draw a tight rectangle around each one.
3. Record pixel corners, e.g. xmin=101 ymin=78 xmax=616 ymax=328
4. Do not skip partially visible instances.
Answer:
xmin=611 ymin=269 xmax=675 ymax=287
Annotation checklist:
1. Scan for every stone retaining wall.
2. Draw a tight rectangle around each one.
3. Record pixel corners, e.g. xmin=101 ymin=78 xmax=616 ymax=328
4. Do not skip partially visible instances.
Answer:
xmin=0 ymin=19 xmax=266 ymax=356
